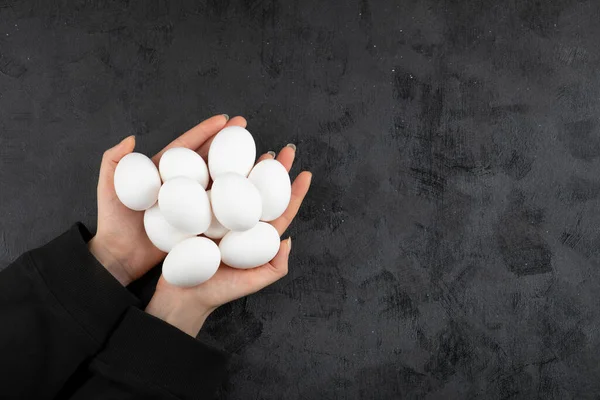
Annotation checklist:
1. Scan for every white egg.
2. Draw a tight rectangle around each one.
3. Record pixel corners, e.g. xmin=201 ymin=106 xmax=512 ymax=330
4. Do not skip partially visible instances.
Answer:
xmin=219 ymin=222 xmax=280 ymax=269
xmin=208 ymin=126 xmax=256 ymax=179
xmin=114 ymin=152 xmax=161 ymax=211
xmin=143 ymin=205 xmax=195 ymax=252
xmin=159 ymin=147 xmax=209 ymax=188
xmin=204 ymin=190 xmax=229 ymax=239
xmin=211 ymin=173 xmax=262 ymax=231
xmin=162 ymin=237 xmax=221 ymax=287
xmin=248 ymin=159 xmax=291 ymax=221
xmin=158 ymin=176 xmax=211 ymax=234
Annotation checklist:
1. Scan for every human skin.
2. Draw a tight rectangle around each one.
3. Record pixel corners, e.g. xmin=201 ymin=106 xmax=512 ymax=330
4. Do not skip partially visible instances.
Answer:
xmin=89 ymin=114 xmax=312 ymax=335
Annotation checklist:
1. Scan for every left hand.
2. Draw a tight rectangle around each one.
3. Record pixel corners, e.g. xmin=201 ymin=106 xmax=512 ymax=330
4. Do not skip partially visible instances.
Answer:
xmin=89 ymin=114 xmax=247 ymax=285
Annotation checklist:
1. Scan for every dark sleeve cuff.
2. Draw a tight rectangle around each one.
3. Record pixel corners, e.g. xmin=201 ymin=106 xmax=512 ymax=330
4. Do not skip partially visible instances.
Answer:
xmin=28 ymin=223 xmax=140 ymax=343
xmin=92 ymin=307 xmax=229 ymax=399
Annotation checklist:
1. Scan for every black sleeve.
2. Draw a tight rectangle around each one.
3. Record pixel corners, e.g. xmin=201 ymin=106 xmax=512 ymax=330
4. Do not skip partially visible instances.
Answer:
xmin=0 ymin=223 xmax=229 ymax=399
xmin=0 ymin=224 xmax=140 ymax=399
xmin=65 ymin=307 xmax=229 ymax=399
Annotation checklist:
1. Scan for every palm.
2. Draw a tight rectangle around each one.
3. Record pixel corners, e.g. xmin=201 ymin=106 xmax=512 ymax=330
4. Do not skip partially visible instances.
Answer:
xmin=97 ymin=182 xmax=164 ymax=281
xmin=94 ymin=115 xmax=241 ymax=283
xmin=154 ymin=146 xmax=311 ymax=309
xmin=95 ymin=114 xmax=311 ymax=299
xmin=156 ymin=254 xmax=282 ymax=309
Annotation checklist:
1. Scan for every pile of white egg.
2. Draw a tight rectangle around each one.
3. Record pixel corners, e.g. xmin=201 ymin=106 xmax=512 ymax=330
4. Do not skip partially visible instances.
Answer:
xmin=113 ymin=126 xmax=291 ymax=287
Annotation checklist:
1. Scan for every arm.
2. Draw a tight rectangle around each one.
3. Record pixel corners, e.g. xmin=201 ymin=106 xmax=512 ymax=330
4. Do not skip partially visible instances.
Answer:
xmin=64 ymin=144 xmax=311 ymax=399
xmin=0 ymin=115 xmax=235 ymax=399
xmin=0 ymin=223 xmax=139 ymax=399
xmin=64 ymin=307 xmax=228 ymax=400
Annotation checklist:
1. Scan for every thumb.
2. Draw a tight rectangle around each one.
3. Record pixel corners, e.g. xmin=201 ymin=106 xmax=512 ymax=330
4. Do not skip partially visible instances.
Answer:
xmin=98 ymin=136 xmax=136 ymax=190
xmin=249 ymin=237 xmax=292 ymax=291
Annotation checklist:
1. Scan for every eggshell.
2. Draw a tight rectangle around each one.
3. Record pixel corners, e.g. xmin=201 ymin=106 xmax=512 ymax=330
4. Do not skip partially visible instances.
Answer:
xmin=248 ymin=159 xmax=291 ymax=221
xmin=219 ymin=222 xmax=280 ymax=269
xmin=210 ymin=173 xmax=262 ymax=231
xmin=143 ymin=205 xmax=195 ymax=252
xmin=159 ymin=147 xmax=209 ymax=188
xmin=203 ymin=190 xmax=229 ymax=239
xmin=158 ymin=176 xmax=211 ymax=234
xmin=162 ymin=237 xmax=221 ymax=287
xmin=208 ymin=126 xmax=256 ymax=179
xmin=114 ymin=152 xmax=161 ymax=211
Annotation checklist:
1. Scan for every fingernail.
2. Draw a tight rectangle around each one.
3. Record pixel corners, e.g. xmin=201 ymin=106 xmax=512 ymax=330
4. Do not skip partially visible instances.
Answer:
xmin=286 ymin=143 xmax=296 ymax=151
xmin=223 ymin=114 xmax=230 ymax=121
xmin=118 ymin=135 xmax=134 ymax=147
xmin=267 ymin=151 xmax=276 ymax=157
xmin=287 ymin=237 xmax=292 ymax=253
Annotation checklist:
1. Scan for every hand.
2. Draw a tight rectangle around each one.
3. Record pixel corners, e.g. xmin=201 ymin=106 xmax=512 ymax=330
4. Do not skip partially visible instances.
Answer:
xmin=145 ymin=146 xmax=312 ymax=336
xmin=89 ymin=114 xmax=248 ymax=286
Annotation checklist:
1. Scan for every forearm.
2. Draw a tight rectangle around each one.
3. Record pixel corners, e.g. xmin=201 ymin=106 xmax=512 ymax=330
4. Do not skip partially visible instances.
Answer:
xmin=0 ymin=224 xmax=139 ymax=399
xmin=70 ymin=307 xmax=228 ymax=399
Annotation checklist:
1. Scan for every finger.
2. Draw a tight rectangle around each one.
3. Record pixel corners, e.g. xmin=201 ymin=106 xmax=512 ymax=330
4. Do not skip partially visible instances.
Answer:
xmin=270 ymin=171 xmax=312 ymax=235
xmin=256 ymin=151 xmax=276 ymax=163
xmin=227 ymin=116 xmax=247 ymax=128
xmin=152 ymin=114 xmax=229 ymax=164
xmin=197 ymin=116 xmax=247 ymax=161
xmin=98 ymin=136 xmax=136 ymax=192
xmin=267 ymin=237 xmax=292 ymax=278
xmin=242 ymin=238 xmax=292 ymax=292
xmin=276 ymin=144 xmax=296 ymax=172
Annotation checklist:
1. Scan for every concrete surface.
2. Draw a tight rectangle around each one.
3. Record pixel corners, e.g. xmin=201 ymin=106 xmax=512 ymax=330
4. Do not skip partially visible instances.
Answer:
xmin=1 ymin=1 xmax=600 ymax=398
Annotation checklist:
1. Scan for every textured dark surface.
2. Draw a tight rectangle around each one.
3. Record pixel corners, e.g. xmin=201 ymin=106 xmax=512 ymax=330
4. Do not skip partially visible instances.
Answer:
xmin=2 ymin=1 xmax=600 ymax=399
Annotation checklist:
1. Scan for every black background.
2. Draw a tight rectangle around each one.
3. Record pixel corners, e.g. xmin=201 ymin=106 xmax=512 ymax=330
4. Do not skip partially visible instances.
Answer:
xmin=2 ymin=1 xmax=600 ymax=399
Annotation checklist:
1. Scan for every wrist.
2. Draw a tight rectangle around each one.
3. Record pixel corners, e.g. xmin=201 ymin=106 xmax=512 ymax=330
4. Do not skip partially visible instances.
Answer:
xmin=146 ymin=287 xmax=213 ymax=337
xmin=88 ymin=236 xmax=133 ymax=286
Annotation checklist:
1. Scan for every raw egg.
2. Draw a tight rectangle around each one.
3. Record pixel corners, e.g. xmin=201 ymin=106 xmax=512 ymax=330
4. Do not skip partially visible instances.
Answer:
xmin=219 ymin=222 xmax=280 ymax=269
xmin=159 ymin=147 xmax=209 ymax=188
xmin=143 ymin=204 xmax=195 ymax=252
xmin=210 ymin=173 xmax=262 ymax=232
xmin=114 ymin=152 xmax=161 ymax=211
xmin=248 ymin=159 xmax=291 ymax=221
xmin=208 ymin=126 xmax=256 ymax=179
xmin=158 ymin=176 xmax=211 ymax=234
xmin=162 ymin=237 xmax=221 ymax=287
xmin=203 ymin=190 xmax=229 ymax=240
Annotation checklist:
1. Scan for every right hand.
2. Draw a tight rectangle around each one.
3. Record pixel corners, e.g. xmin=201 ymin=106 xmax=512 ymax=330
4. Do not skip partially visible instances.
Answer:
xmin=145 ymin=145 xmax=312 ymax=336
